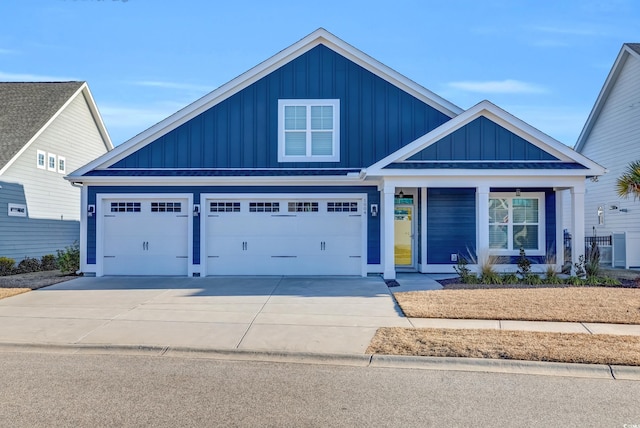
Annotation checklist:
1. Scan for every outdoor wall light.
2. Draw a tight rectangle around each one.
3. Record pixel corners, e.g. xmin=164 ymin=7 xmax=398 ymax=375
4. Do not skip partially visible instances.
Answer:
xmin=87 ymin=205 xmax=95 ymax=217
xmin=516 ymin=188 xmax=521 ymax=196
xmin=370 ymin=204 xmax=378 ymax=217
xmin=193 ymin=204 xmax=200 ymax=216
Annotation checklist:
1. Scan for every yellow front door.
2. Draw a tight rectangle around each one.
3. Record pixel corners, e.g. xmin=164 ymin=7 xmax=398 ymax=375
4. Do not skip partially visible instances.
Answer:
xmin=394 ymin=205 xmax=413 ymax=266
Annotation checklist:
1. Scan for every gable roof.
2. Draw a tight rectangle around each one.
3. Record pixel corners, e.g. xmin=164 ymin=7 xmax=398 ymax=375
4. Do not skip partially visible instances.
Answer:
xmin=69 ymin=28 xmax=463 ymax=179
xmin=366 ymin=100 xmax=606 ymax=177
xmin=574 ymin=43 xmax=640 ymax=152
xmin=0 ymin=81 xmax=113 ymax=174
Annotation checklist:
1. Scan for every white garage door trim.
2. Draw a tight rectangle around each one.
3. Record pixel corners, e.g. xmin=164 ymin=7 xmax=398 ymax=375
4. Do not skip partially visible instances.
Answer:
xmin=95 ymin=193 xmax=194 ymax=277
xmin=200 ymin=193 xmax=367 ymax=277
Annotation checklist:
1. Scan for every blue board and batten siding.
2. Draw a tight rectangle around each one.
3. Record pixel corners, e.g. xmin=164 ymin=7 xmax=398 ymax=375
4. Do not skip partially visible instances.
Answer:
xmin=0 ymin=181 xmax=79 ymax=261
xmin=409 ymin=117 xmax=559 ymax=161
xmin=110 ymin=45 xmax=452 ymax=170
xmin=86 ymin=185 xmax=380 ymax=266
xmin=425 ymin=187 xmax=556 ymax=264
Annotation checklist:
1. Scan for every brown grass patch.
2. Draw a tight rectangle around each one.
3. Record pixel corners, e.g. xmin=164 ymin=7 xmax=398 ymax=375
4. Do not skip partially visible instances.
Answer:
xmin=367 ymin=327 xmax=640 ymax=366
xmin=395 ymin=288 xmax=640 ymax=324
xmin=0 ymin=288 xmax=30 ymax=300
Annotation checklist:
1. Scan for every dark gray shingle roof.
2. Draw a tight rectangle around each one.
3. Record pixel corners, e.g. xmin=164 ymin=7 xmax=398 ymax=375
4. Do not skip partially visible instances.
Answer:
xmin=0 ymin=81 xmax=84 ymax=170
xmin=626 ymin=43 xmax=640 ymax=55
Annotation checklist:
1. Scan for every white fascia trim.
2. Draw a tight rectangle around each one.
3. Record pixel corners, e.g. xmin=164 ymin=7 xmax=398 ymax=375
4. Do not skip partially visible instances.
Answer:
xmin=366 ymin=169 xmax=596 ymax=178
xmin=575 ymin=45 xmax=640 ymax=152
xmin=374 ymin=175 xmax=585 ymax=189
xmin=365 ymin=100 xmax=606 ymax=176
xmin=65 ymin=175 xmax=369 ymax=187
xmin=69 ymin=28 xmax=462 ymax=178
xmin=81 ymin=83 xmax=115 ymax=151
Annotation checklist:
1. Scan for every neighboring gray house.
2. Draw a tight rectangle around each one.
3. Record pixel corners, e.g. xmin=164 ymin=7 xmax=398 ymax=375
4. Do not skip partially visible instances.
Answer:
xmin=573 ymin=43 xmax=640 ymax=268
xmin=0 ymin=82 xmax=112 ymax=261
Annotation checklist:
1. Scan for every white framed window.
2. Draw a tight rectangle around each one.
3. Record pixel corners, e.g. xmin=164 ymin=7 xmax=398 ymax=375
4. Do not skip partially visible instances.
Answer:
xmin=210 ymin=202 xmax=240 ymax=213
xmin=151 ymin=202 xmax=182 ymax=213
xmin=249 ymin=202 xmax=279 ymax=213
xmin=58 ymin=156 xmax=66 ymax=174
xmin=47 ymin=153 xmax=56 ymax=172
xmin=278 ymin=99 xmax=340 ymax=162
xmin=110 ymin=202 xmax=141 ymax=213
xmin=488 ymin=193 xmax=545 ymax=256
xmin=36 ymin=150 xmax=46 ymax=169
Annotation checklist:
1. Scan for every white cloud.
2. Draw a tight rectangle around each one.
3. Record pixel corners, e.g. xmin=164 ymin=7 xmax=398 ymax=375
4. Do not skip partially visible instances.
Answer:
xmin=0 ymin=71 xmax=78 ymax=81
xmin=448 ymin=79 xmax=548 ymax=94
xmin=132 ymin=80 xmax=213 ymax=93
xmin=0 ymin=48 xmax=15 ymax=55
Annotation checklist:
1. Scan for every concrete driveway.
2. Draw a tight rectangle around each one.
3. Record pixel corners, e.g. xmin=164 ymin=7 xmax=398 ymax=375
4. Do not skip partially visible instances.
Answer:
xmin=0 ymin=276 xmax=411 ymax=354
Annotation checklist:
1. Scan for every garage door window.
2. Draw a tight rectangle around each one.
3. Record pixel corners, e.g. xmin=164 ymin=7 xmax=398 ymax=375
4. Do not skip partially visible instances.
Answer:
xmin=110 ymin=202 xmax=141 ymax=213
xmin=249 ymin=202 xmax=280 ymax=213
xmin=327 ymin=202 xmax=358 ymax=212
xmin=210 ymin=202 xmax=240 ymax=213
xmin=151 ymin=202 xmax=182 ymax=213
xmin=288 ymin=202 xmax=318 ymax=212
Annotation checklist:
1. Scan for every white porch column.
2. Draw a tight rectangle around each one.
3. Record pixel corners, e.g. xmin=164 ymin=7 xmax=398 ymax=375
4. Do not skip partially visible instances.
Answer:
xmin=571 ymin=186 xmax=586 ymax=271
xmin=381 ymin=183 xmax=396 ymax=280
xmin=419 ymin=187 xmax=428 ymax=272
xmin=555 ymin=189 xmax=565 ymax=271
xmin=79 ymin=184 xmax=88 ymax=274
xmin=476 ymin=186 xmax=490 ymax=262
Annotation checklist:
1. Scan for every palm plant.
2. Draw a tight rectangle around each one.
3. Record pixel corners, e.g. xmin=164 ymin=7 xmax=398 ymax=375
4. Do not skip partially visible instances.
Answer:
xmin=616 ymin=160 xmax=640 ymax=199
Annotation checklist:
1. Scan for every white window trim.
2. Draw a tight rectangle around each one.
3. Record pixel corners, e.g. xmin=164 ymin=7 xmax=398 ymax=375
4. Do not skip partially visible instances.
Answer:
xmin=47 ymin=153 xmax=57 ymax=172
xmin=58 ymin=156 xmax=66 ymax=174
xmin=36 ymin=150 xmax=46 ymax=169
xmin=488 ymin=192 xmax=545 ymax=256
xmin=278 ymin=99 xmax=340 ymax=162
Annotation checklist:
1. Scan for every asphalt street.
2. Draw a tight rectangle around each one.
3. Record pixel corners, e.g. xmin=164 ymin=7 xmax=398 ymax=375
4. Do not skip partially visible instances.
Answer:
xmin=1 ymin=350 xmax=639 ymax=427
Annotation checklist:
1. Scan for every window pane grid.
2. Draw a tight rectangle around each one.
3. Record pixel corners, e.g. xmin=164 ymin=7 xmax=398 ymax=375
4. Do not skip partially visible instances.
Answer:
xmin=151 ymin=202 xmax=182 ymax=213
xmin=210 ymin=202 xmax=240 ymax=213
xmin=327 ymin=202 xmax=358 ymax=212
xmin=111 ymin=202 xmax=141 ymax=213
xmin=488 ymin=197 xmax=540 ymax=252
xmin=280 ymin=101 xmax=337 ymax=159
xmin=288 ymin=202 xmax=318 ymax=212
xmin=249 ymin=202 xmax=280 ymax=213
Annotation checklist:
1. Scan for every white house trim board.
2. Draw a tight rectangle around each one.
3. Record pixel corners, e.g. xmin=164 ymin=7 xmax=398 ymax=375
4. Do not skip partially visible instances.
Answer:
xmin=95 ymin=193 xmax=194 ymax=277
xmin=68 ymin=28 xmax=462 ymax=178
xmin=199 ymin=193 xmax=368 ymax=277
xmin=1 ymin=83 xmax=113 ymax=176
xmin=365 ymin=101 xmax=606 ymax=177
xmin=575 ymin=44 xmax=640 ymax=152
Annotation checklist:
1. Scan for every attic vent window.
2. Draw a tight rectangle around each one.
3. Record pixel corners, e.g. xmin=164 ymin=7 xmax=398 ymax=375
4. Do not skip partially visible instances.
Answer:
xmin=36 ymin=150 xmax=46 ymax=169
xmin=278 ymin=99 xmax=340 ymax=162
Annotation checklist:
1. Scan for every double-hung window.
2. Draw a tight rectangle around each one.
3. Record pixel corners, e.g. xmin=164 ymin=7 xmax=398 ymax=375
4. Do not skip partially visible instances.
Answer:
xmin=278 ymin=99 xmax=340 ymax=162
xmin=488 ymin=193 xmax=544 ymax=255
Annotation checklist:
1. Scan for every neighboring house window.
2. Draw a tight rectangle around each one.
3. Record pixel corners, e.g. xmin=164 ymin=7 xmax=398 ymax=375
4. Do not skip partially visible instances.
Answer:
xmin=278 ymin=99 xmax=340 ymax=162
xmin=36 ymin=150 xmax=46 ymax=169
xmin=47 ymin=153 xmax=56 ymax=171
xmin=488 ymin=193 xmax=545 ymax=255
xmin=58 ymin=156 xmax=66 ymax=174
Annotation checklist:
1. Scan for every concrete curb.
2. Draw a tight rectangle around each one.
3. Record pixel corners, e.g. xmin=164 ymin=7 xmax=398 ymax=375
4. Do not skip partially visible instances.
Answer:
xmin=2 ymin=342 xmax=640 ymax=380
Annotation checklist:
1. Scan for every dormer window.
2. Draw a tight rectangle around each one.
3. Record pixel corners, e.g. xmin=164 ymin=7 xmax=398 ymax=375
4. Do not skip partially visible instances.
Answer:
xmin=278 ymin=99 xmax=340 ymax=162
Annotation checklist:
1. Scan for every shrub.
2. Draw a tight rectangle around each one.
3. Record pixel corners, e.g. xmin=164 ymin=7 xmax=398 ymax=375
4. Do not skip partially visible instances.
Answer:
xmin=479 ymin=253 xmax=502 ymax=285
xmin=600 ymin=276 xmax=621 ymax=286
xmin=57 ymin=242 xmax=80 ymax=274
xmin=16 ymin=257 xmax=41 ymax=273
xmin=565 ymin=275 xmax=584 ymax=286
xmin=585 ymin=241 xmax=600 ymax=278
xmin=523 ymin=273 xmax=543 ymax=285
xmin=544 ymin=264 xmax=563 ymax=285
xmin=453 ymin=255 xmax=477 ymax=284
xmin=0 ymin=257 xmax=15 ymax=276
xmin=41 ymin=254 xmax=58 ymax=271
xmin=501 ymin=272 xmax=519 ymax=284
xmin=573 ymin=255 xmax=586 ymax=278
xmin=516 ymin=248 xmax=531 ymax=279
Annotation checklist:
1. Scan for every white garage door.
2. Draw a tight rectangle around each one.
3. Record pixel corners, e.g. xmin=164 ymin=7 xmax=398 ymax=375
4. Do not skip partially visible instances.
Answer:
xmin=101 ymin=198 xmax=189 ymax=275
xmin=204 ymin=198 xmax=363 ymax=275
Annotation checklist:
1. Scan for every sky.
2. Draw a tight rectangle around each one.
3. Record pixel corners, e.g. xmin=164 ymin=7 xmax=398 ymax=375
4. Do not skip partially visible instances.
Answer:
xmin=1 ymin=0 xmax=638 ymax=147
